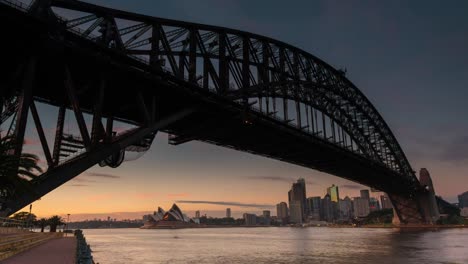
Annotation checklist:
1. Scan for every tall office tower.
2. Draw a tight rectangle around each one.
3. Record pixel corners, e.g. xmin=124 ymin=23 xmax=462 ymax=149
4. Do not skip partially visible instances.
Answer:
xmin=458 ymin=191 xmax=468 ymax=208
xmin=369 ymin=197 xmax=381 ymax=212
xmin=320 ymin=194 xmax=334 ymax=222
xmin=288 ymin=178 xmax=307 ymax=221
xmin=419 ymin=168 xmax=440 ymax=222
xmin=262 ymin=210 xmax=271 ymax=225
xmin=226 ymin=208 xmax=231 ymax=218
xmin=360 ymin=189 xmax=370 ymax=200
xmin=380 ymin=194 xmax=393 ymax=209
xmin=338 ymin=197 xmax=353 ymax=222
xmin=307 ymin=197 xmax=322 ymax=220
xmin=327 ymin=184 xmax=340 ymax=202
xmin=276 ymin=202 xmax=289 ymax=224
xmin=243 ymin=213 xmax=257 ymax=226
xmin=263 ymin=210 xmax=271 ymax=218
xmin=289 ymin=200 xmax=303 ymax=224
xmin=353 ymin=197 xmax=370 ymax=217
xmin=195 ymin=210 xmax=200 ymax=218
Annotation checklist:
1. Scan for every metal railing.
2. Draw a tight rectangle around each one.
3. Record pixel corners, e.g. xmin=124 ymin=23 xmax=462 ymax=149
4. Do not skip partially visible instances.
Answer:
xmin=0 ymin=0 xmax=30 ymax=12
xmin=75 ymin=229 xmax=95 ymax=264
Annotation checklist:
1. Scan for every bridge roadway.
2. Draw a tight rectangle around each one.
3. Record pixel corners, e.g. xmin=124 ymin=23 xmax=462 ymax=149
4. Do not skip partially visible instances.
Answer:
xmin=0 ymin=0 xmax=433 ymax=224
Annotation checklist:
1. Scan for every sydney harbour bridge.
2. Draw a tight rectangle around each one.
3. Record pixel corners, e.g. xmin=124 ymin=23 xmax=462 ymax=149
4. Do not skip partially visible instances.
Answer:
xmin=0 ymin=0 xmax=440 ymax=224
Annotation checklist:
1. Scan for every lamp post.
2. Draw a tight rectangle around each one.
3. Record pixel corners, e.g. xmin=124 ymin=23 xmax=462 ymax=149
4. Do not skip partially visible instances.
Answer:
xmin=66 ymin=214 xmax=70 ymax=236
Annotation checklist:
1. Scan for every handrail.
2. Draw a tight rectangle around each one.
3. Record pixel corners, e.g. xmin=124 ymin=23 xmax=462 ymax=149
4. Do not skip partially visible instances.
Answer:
xmin=75 ymin=229 xmax=95 ymax=264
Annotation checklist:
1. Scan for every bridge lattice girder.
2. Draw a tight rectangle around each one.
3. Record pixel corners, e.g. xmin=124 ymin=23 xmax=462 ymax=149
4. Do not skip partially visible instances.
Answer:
xmin=33 ymin=0 xmax=417 ymax=181
xmin=0 ymin=0 xmax=428 ymax=223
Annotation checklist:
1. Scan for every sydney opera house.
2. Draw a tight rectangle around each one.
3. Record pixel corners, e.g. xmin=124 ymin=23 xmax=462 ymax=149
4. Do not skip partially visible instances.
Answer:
xmin=142 ymin=204 xmax=199 ymax=229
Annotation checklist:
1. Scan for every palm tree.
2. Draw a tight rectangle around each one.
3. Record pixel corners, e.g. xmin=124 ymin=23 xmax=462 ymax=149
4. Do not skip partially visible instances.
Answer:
xmin=48 ymin=215 xmax=65 ymax=232
xmin=0 ymin=134 xmax=42 ymax=200
xmin=36 ymin=218 xmax=48 ymax=232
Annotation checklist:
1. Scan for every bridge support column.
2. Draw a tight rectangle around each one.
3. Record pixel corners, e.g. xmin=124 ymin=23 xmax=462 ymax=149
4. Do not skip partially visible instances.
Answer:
xmin=389 ymin=191 xmax=440 ymax=225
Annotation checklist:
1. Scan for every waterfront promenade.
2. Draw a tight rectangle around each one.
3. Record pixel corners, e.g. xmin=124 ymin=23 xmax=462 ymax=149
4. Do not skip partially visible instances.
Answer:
xmin=1 ymin=237 xmax=76 ymax=264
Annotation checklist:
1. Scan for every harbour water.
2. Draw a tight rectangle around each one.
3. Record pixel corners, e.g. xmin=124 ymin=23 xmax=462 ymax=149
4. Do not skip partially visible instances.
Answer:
xmin=83 ymin=227 xmax=468 ymax=264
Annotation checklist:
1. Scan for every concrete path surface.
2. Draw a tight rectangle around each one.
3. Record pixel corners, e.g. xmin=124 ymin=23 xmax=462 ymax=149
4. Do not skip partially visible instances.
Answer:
xmin=1 ymin=237 xmax=76 ymax=264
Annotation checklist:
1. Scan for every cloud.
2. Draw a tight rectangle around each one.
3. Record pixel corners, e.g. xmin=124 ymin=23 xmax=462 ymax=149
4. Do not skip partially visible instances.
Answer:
xmin=439 ymin=135 xmax=468 ymax=163
xmin=176 ymin=200 xmax=274 ymax=209
xmin=87 ymin=194 xmax=113 ymax=202
xmin=247 ymin=175 xmax=315 ymax=185
xmin=247 ymin=175 xmax=295 ymax=183
xmin=340 ymin=184 xmax=362 ymax=190
xmin=69 ymin=184 xmax=89 ymax=187
xmin=134 ymin=192 xmax=157 ymax=200
xmin=72 ymin=177 xmax=97 ymax=183
xmin=84 ymin=172 xmax=121 ymax=179
xmin=167 ymin=193 xmax=189 ymax=198
xmin=24 ymin=138 xmax=40 ymax=145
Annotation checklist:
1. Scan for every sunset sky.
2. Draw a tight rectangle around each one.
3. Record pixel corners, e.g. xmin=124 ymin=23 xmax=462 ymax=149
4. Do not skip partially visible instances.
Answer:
xmin=3 ymin=0 xmax=468 ymax=220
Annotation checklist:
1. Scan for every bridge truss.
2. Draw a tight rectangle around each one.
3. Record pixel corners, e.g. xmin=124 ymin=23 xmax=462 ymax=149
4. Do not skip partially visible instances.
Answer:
xmin=0 ymin=0 xmax=432 ymax=224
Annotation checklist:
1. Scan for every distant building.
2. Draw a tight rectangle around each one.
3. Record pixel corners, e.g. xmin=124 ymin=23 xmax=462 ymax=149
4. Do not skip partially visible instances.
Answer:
xmin=288 ymin=178 xmax=307 ymax=221
xmin=289 ymin=200 xmax=303 ymax=224
xmin=276 ymin=202 xmax=289 ymax=223
xmin=458 ymin=191 xmax=468 ymax=208
xmin=142 ymin=204 xmax=198 ymax=229
xmin=262 ymin=210 xmax=271 ymax=225
xmin=195 ymin=210 xmax=200 ymax=218
xmin=307 ymin=197 xmax=321 ymax=220
xmin=327 ymin=184 xmax=340 ymax=202
xmin=321 ymin=194 xmax=334 ymax=222
xmin=226 ymin=208 xmax=231 ymax=218
xmin=360 ymin=190 xmax=370 ymax=200
xmin=353 ymin=197 xmax=370 ymax=217
xmin=243 ymin=213 xmax=257 ymax=226
xmin=369 ymin=198 xmax=381 ymax=212
xmin=461 ymin=207 xmax=468 ymax=218
xmin=338 ymin=196 xmax=353 ymax=222
xmin=380 ymin=194 xmax=393 ymax=209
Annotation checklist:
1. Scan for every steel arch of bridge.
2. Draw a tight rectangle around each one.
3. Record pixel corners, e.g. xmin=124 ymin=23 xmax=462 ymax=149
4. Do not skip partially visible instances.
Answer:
xmin=0 ymin=0 xmax=429 ymax=223
xmin=42 ymin=0 xmax=415 ymax=179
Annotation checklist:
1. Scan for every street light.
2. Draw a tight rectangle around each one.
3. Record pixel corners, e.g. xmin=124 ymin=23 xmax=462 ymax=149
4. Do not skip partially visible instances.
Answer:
xmin=66 ymin=214 xmax=70 ymax=236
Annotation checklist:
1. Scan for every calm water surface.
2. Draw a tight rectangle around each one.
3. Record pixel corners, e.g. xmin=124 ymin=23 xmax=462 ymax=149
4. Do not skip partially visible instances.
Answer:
xmin=83 ymin=227 xmax=468 ymax=264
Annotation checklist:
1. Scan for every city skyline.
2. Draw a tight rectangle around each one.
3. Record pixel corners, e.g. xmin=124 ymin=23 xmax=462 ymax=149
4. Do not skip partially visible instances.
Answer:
xmin=3 ymin=0 xmax=467 ymax=219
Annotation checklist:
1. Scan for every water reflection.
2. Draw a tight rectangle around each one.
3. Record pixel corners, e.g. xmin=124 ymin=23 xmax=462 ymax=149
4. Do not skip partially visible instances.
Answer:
xmin=83 ymin=227 xmax=468 ymax=264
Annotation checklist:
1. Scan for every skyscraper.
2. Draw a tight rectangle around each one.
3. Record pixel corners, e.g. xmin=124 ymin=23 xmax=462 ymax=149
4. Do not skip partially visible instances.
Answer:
xmin=288 ymin=178 xmax=307 ymax=221
xmin=195 ymin=210 xmax=200 ymax=218
xmin=289 ymin=200 xmax=303 ymax=224
xmin=458 ymin=191 xmax=468 ymax=208
xmin=327 ymin=184 xmax=340 ymax=202
xmin=243 ymin=213 xmax=257 ymax=226
xmin=226 ymin=208 xmax=231 ymax=218
xmin=380 ymin=194 xmax=393 ymax=209
xmin=369 ymin=197 xmax=381 ymax=212
xmin=320 ymin=194 xmax=334 ymax=222
xmin=360 ymin=190 xmax=370 ymax=200
xmin=353 ymin=197 xmax=370 ymax=217
xmin=276 ymin=202 xmax=289 ymax=223
xmin=338 ymin=196 xmax=353 ymax=222
xmin=307 ymin=197 xmax=321 ymax=220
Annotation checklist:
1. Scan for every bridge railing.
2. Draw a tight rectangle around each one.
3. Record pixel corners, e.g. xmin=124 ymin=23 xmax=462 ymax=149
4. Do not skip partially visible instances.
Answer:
xmin=0 ymin=0 xmax=388 ymax=172
xmin=0 ymin=0 xmax=30 ymax=12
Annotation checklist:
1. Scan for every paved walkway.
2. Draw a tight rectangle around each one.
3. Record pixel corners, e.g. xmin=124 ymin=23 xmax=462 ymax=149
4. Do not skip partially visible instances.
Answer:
xmin=1 ymin=237 xmax=76 ymax=264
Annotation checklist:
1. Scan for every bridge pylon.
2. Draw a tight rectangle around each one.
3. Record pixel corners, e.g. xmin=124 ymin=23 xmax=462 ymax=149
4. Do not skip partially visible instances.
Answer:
xmin=391 ymin=168 xmax=440 ymax=225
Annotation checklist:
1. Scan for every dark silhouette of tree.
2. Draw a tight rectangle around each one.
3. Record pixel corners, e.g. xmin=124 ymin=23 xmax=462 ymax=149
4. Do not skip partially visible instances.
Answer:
xmin=11 ymin=211 xmax=37 ymax=222
xmin=36 ymin=218 xmax=48 ymax=232
xmin=48 ymin=215 xmax=65 ymax=232
xmin=0 ymin=134 xmax=42 ymax=207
